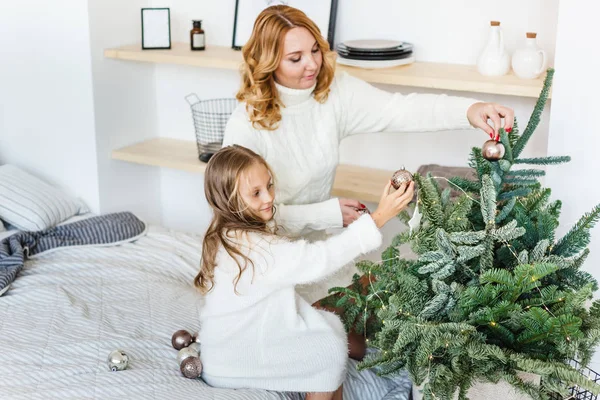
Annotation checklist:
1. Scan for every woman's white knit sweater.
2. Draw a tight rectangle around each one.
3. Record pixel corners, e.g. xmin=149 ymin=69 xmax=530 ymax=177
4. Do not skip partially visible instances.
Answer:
xmin=199 ymin=214 xmax=383 ymax=392
xmin=223 ymin=72 xmax=478 ymax=302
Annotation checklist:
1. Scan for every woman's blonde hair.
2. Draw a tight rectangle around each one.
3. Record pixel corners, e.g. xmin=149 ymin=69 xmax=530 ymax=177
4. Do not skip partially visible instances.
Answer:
xmin=195 ymin=145 xmax=276 ymax=295
xmin=236 ymin=5 xmax=337 ymax=131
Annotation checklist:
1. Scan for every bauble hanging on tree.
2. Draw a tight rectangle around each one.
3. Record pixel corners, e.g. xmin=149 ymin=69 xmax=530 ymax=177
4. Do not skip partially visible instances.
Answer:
xmin=391 ymin=168 xmax=414 ymax=190
xmin=481 ymin=139 xmax=505 ymax=161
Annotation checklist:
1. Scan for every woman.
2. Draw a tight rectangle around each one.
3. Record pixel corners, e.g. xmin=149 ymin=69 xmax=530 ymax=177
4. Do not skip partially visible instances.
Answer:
xmin=223 ymin=5 xmax=514 ymax=306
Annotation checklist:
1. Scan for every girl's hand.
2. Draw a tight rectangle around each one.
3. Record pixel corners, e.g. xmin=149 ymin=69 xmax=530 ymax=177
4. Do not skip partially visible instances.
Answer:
xmin=371 ymin=181 xmax=415 ymax=229
xmin=339 ymin=198 xmax=365 ymax=227
xmin=467 ymin=102 xmax=515 ymax=141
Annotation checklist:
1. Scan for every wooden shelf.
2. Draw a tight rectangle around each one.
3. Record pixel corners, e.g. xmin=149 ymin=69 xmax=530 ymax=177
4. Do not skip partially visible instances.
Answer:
xmin=112 ymin=138 xmax=393 ymax=203
xmin=104 ymin=42 xmax=550 ymax=98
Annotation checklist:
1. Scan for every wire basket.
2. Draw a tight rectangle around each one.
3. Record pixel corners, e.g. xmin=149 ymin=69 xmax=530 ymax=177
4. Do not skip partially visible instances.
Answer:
xmin=185 ymin=94 xmax=238 ymax=159
xmin=548 ymin=359 xmax=600 ymax=400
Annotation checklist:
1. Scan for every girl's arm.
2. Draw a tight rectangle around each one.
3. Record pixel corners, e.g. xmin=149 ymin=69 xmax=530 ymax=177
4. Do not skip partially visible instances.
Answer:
xmin=253 ymin=214 xmax=382 ymax=287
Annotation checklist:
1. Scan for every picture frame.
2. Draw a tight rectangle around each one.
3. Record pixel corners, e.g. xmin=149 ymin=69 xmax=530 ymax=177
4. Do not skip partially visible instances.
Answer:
xmin=141 ymin=8 xmax=171 ymax=50
xmin=231 ymin=0 xmax=338 ymax=51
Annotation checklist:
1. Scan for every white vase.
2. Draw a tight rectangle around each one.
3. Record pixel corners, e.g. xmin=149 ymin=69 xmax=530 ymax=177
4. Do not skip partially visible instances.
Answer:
xmin=412 ymin=372 xmax=541 ymax=400
xmin=477 ymin=21 xmax=511 ymax=76
xmin=511 ymin=32 xmax=547 ymax=79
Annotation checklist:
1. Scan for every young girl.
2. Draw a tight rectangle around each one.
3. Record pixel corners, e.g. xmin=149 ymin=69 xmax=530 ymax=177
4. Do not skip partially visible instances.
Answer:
xmin=196 ymin=145 xmax=414 ymax=400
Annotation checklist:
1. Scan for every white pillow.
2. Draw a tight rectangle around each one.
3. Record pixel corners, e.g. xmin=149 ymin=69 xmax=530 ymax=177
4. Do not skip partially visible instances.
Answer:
xmin=0 ymin=220 xmax=5 ymax=232
xmin=0 ymin=165 xmax=88 ymax=231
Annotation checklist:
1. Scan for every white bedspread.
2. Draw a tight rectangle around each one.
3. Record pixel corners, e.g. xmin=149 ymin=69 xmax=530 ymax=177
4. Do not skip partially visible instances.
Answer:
xmin=0 ymin=226 xmax=410 ymax=399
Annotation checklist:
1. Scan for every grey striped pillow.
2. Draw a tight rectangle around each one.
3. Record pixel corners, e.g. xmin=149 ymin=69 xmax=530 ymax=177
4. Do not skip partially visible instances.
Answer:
xmin=0 ymin=165 xmax=88 ymax=231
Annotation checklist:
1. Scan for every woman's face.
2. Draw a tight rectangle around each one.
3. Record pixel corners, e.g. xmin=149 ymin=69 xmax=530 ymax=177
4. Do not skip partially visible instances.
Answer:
xmin=238 ymin=162 xmax=275 ymax=222
xmin=274 ymin=27 xmax=322 ymax=90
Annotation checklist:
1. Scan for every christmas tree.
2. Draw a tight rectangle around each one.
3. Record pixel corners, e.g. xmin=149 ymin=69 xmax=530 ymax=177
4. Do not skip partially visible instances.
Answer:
xmin=328 ymin=69 xmax=600 ymax=399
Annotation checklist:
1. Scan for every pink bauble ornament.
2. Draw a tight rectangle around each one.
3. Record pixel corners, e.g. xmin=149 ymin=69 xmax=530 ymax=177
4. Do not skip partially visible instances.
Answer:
xmin=171 ymin=330 xmax=193 ymax=350
xmin=391 ymin=168 xmax=414 ymax=190
xmin=481 ymin=140 xmax=505 ymax=161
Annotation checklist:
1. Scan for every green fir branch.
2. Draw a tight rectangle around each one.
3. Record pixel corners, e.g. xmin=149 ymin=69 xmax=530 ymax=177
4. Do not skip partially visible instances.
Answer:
xmin=507 ymin=169 xmax=546 ymax=178
xmin=415 ymin=173 xmax=444 ymax=228
xmin=498 ymin=127 xmax=514 ymax=162
xmin=553 ymin=204 xmax=600 ymax=257
xmin=496 ymin=197 xmax=517 ymax=224
xmin=448 ymin=177 xmax=481 ymax=194
xmin=513 ymin=68 xmax=554 ymax=158
xmin=514 ymin=156 xmax=571 ymax=165
xmin=470 ymin=147 xmax=492 ymax=179
xmin=480 ymin=175 xmax=497 ymax=227
xmin=498 ymin=187 xmax=532 ymax=201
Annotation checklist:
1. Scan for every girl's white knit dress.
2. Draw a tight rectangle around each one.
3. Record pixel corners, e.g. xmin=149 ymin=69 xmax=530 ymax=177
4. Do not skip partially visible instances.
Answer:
xmin=199 ymin=214 xmax=383 ymax=392
xmin=223 ymin=72 xmax=478 ymax=304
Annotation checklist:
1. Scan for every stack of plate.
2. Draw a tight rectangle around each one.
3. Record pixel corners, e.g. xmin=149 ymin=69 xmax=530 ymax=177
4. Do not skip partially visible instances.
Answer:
xmin=336 ymin=39 xmax=415 ymax=69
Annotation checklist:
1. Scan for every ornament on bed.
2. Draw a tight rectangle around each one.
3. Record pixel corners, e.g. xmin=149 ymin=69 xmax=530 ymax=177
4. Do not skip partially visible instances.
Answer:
xmin=481 ymin=139 xmax=505 ymax=161
xmin=177 ymin=346 xmax=201 ymax=364
xmin=187 ymin=342 xmax=201 ymax=353
xmin=391 ymin=168 xmax=414 ymax=190
xmin=107 ymin=349 xmax=129 ymax=372
xmin=172 ymin=329 xmax=203 ymax=379
xmin=180 ymin=356 xmax=203 ymax=379
xmin=171 ymin=329 xmax=194 ymax=350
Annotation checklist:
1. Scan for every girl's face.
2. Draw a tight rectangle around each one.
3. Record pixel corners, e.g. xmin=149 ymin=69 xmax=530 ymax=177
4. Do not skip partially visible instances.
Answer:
xmin=239 ymin=162 xmax=275 ymax=221
xmin=274 ymin=27 xmax=322 ymax=90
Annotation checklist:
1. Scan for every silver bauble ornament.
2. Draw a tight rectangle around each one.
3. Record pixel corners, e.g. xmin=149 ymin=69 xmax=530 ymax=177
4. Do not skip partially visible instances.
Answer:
xmin=187 ymin=342 xmax=201 ymax=355
xmin=481 ymin=140 xmax=505 ymax=161
xmin=180 ymin=356 xmax=203 ymax=379
xmin=177 ymin=346 xmax=199 ymax=364
xmin=391 ymin=168 xmax=414 ymax=190
xmin=107 ymin=349 xmax=129 ymax=372
xmin=172 ymin=329 xmax=193 ymax=350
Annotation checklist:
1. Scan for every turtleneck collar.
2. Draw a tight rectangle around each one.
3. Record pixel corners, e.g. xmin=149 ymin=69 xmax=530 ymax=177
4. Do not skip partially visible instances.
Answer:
xmin=275 ymin=81 xmax=316 ymax=107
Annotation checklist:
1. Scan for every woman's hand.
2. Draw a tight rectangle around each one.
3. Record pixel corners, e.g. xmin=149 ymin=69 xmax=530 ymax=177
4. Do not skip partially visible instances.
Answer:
xmin=467 ymin=102 xmax=515 ymax=141
xmin=339 ymin=198 xmax=365 ymax=227
xmin=371 ymin=181 xmax=415 ymax=229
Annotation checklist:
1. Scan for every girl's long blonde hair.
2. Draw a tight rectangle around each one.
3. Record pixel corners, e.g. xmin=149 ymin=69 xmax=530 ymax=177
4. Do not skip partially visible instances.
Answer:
xmin=195 ymin=145 xmax=276 ymax=295
xmin=236 ymin=5 xmax=337 ymax=131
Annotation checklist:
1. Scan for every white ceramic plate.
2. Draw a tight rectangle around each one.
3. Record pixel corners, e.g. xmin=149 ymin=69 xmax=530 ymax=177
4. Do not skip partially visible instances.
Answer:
xmin=341 ymin=39 xmax=405 ymax=51
xmin=336 ymin=55 xmax=415 ymax=69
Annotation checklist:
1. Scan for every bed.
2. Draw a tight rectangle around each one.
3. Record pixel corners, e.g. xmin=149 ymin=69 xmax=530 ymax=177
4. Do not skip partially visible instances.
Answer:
xmin=0 ymin=164 xmax=411 ymax=399
xmin=0 ymin=220 xmax=412 ymax=399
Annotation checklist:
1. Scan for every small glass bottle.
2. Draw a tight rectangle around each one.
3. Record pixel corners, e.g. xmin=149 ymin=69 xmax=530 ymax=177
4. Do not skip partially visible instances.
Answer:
xmin=190 ymin=20 xmax=205 ymax=51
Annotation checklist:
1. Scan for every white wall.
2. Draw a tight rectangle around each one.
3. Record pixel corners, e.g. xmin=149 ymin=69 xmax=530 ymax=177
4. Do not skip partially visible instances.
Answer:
xmin=0 ymin=0 xmax=559 ymax=233
xmin=86 ymin=0 xmax=164 ymax=224
xmin=545 ymin=0 xmax=600 ymax=370
xmin=0 ymin=1 xmax=168 ymax=224
xmin=150 ymin=0 xmax=558 ymax=235
xmin=0 ymin=0 xmax=100 ymax=212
